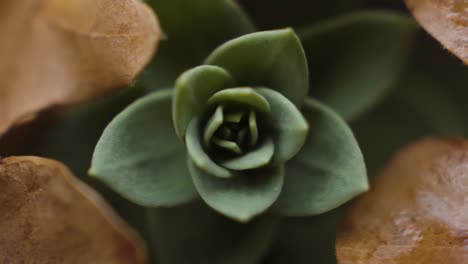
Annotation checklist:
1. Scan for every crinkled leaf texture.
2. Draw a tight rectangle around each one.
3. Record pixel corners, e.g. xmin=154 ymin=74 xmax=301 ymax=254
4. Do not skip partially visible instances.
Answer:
xmin=142 ymin=0 xmax=255 ymax=89
xmin=0 ymin=156 xmax=147 ymax=264
xmin=90 ymin=90 xmax=198 ymax=207
xmin=405 ymin=0 xmax=468 ymax=64
xmin=301 ymin=11 xmax=418 ymax=120
xmin=337 ymin=139 xmax=468 ymax=263
xmin=0 ymin=0 xmax=161 ymax=134
xmin=147 ymin=201 xmax=279 ymax=264
xmin=272 ymin=98 xmax=368 ymax=216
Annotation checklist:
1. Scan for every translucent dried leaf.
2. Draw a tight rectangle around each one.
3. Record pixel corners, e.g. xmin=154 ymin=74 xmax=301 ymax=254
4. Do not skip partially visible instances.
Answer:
xmin=405 ymin=0 xmax=468 ymax=64
xmin=0 ymin=0 xmax=161 ymax=134
xmin=0 ymin=156 xmax=148 ymax=264
xmin=336 ymin=138 xmax=468 ymax=263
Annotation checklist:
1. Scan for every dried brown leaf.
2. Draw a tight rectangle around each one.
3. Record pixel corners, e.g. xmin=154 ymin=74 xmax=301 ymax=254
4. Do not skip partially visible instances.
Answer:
xmin=0 ymin=0 xmax=161 ymax=134
xmin=0 ymin=156 xmax=148 ymax=264
xmin=336 ymin=138 xmax=468 ymax=264
xmin=405 ymin=0 xmax=468 ymax=64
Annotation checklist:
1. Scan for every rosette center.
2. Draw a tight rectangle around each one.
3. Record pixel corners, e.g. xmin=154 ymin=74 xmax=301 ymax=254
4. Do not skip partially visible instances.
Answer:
xmin=203 ymin=105 xmax=261 ymax=155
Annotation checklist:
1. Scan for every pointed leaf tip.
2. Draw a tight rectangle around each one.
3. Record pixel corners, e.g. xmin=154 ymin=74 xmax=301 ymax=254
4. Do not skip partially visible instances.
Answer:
xmin=173 ymin=65 xmax=235 ymax=141
xmin=91 ymin=89 xmax=198 ymax=207
xmin=205 ymin=29 xmax=309 ymax=106
xmin=273 ymin=97 xmax=368 ymax=216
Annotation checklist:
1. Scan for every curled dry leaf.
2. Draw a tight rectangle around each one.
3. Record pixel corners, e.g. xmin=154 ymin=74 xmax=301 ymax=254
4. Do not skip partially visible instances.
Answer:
xmin=0 ymin=0 xmax=161 ymax=134
xmin=0 ymin=156 xmax=148 ymax=264
xmin=405 ymin=0 xmax=468 ymax=64
xmin=336 ymin=138 xmax=468 ymax=263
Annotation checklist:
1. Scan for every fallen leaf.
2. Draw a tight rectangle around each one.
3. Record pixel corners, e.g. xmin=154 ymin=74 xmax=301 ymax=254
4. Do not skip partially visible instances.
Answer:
xmin=0 ymin=0 xmax=161 ymax=134
xmin=405 ymin=0 xmax=468 ymax=64
xmin=0 ymin=156 xmax=148 ymax=264
xmin=336 ymin=138 xmax=468 ymax=264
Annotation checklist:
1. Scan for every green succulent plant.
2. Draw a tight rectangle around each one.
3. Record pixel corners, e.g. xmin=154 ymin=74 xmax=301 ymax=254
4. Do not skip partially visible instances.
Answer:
xmin=15 ymin=0 xmax=441 ymax=263
xmin=90 ymin=28 xmax=369 ymax=222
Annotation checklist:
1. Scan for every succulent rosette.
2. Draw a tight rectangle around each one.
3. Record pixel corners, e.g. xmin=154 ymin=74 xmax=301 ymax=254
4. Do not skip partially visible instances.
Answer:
xmin=90 ymin=28 xmax=369 ymax=222
xmin=17 ymin=0 xmax=422 ymax=262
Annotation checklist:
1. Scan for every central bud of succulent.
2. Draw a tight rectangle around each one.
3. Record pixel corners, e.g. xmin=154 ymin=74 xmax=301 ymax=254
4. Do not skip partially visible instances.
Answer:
xmin=184 ymin=86 xmax=278 ymax=175
xmin=204 ymin=106 xmax=258 ymax=155
xmin=174 ymin=61 xmax=311 ymax=181
xmin=201 ymin=87 xmax=272 ymax=165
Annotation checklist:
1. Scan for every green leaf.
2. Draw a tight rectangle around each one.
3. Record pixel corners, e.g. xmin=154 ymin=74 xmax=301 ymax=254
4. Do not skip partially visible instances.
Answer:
xmin=207 ymin=87 xmax=271 ymax=113
xmin=4 ymin=86 xmax=157 ymax=259
xmin=352 ymin=33 xmax=468 ymax=177
xmin=189 ymin=158 xmax=285 ymax=222
xmin=272 ymin=98 xmax=368 ymax=216
xmin=220 ymin=137 xmax=275 ymax=171
xmin=256 ymin=88 xmax=309 ymax=164
xmin=147 ymin=201 xmax=279 ymax=264
xmin=212 ymin=137 xmax=243 ymax=154
xmin=248 ymin=110 xmax=259 ymax=147
xmin=141 ymin=0 xmax=255 ymax=89
xmin=224 ymin=110 xmax=245 ymax=123
xmin=17 ymin=86 xmax=145 ymax=181
xmin=206 ymin=29 xmax=309 ymax=106
xmin=90 ymin=89 xmax=198 ymax=207
xmin=186 ymin=117 xmax=234 ymax=178
xmin=300 ymin=11 xmax=417 ymax=120
xmin=203 ymin=106 xmax=224 ymax=147
xmin=174 ymin=65 xmax=234 ymax=141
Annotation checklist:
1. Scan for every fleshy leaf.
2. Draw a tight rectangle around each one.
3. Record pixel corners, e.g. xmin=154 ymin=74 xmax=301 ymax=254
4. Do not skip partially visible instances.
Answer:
xmin=405 ymin=0 xmax=468 ymax=64
xmin=204 ymin=106 xmax=224 ymax=147
xmin=208 ymin=87 xmax=271 ymax=113
xmin=353 ymin=33 xmax=468 ymax=178
xmin=90 ymin=89 xmax=198 ymax=207
xmin=0 ymin=0 xmax=161 ymax=134
xmin=189 ymin=159 xmax=284 ymax=222
xmin=142 ymin=0 xmax=255 ymax=88
xmin=147 ymin=201 xmax=279 ymax=264
xmin=205 ymin=29 xmax=309 ymax=106
xmin=220 ymin=137 xmax=275 ymax=171
xmin=272 ymin=98 xmax=368 ymax=216
xmin=173 ymin=65 xmax=235 ymax=140
xmin=337 ymin=139 xmax=468 ymax=263
xmin=256 ymin=88 xmax=309 ymax=164
xmin=300 ymin=11 xmax=417 ymax=120
xmin=0 ymin=87 xmax=157 ymax=261
xmin=248 ymin=110 xmax=260 ymax=147
xmin=186 ymin=117 xmax=234 ymax=178
xmin=0 ymin=156 xmax=147 ymax=263
xmin=225 ymin=110 xmax=246 ymax=123
xmin=212 ymin=138 xmax=243 ymax=154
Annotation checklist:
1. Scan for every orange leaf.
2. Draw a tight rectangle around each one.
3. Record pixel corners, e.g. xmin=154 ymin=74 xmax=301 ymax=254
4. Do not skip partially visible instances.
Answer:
xmin=0 ymin=156 xmax=148 ymax=264
xmin=405 ymin=0 xmax=468 ymax=64
xmin=0 ymin=0 xmax=161 ymax=134
xmin=336 ymin=138 xmax=468 ymax=264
